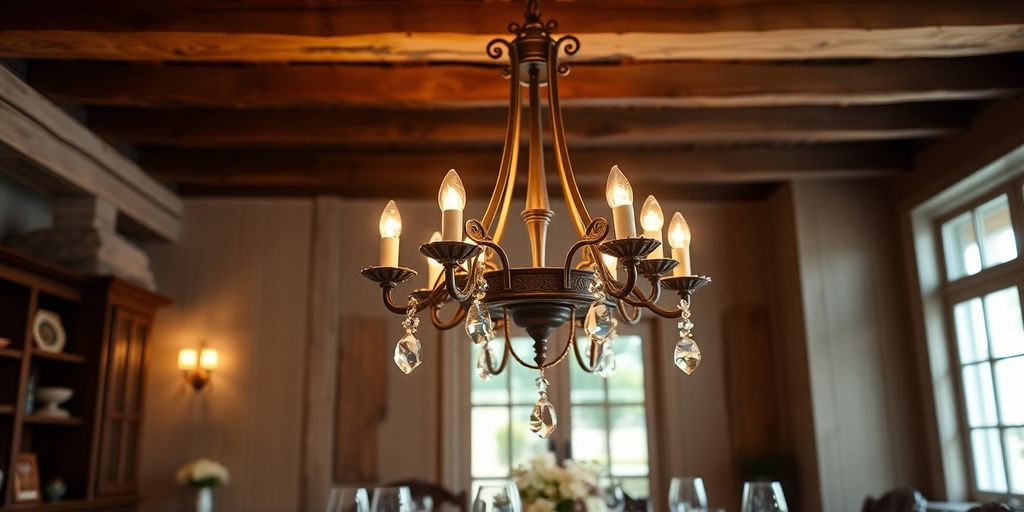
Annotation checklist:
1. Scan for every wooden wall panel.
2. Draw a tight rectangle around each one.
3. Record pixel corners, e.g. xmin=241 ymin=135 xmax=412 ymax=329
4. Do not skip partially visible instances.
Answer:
xmin=334 ymin=317 xmax=388 ymax=484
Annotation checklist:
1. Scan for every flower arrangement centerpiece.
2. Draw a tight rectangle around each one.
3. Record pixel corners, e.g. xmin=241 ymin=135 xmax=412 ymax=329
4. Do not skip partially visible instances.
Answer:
xmin=513 ymin=453 xmax=607 ymax=512
xmin=176 ymin=459 xmax=229 ymax=512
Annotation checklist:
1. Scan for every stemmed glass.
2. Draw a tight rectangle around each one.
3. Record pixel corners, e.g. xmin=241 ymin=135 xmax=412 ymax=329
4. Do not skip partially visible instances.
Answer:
xmin=601 ymin=479 xmax=626 ymax=512
xmin=371 ymin=486 xmax=414 ymax=512
xmin=668 ymin=477 xmax=707 ymax=512
xmin=740 ymin=482 xmax=788 ymax=512
xmin=472 ymin=483 xmax=522 ymax=512
xmin=327 ymin=487 xmax=370 ymax=512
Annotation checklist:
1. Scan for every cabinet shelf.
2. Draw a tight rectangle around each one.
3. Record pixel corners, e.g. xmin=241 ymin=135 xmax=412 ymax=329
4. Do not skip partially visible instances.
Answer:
xmin=30 ymin=350 xmax=86 ymax=365
xmin=22 ymin=414 xmax=82 ymax=426
xmin=0 ymin=404 xmax=13 ymax=414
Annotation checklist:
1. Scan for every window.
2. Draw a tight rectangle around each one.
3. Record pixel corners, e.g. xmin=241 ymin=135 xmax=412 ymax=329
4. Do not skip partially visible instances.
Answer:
xmin=469 ymin=332 xmax=655 ymax=499
xmin=938 ymin=183 xmax=1024 ymax=499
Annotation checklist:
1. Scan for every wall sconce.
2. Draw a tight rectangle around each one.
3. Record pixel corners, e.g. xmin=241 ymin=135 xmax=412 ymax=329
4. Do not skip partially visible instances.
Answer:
xmin=178 ymin=344 xmax=218 ymax=391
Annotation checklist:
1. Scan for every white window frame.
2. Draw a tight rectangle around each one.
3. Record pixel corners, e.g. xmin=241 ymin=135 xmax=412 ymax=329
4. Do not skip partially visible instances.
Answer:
xmin=934 ymin=176 xmax=1024 ymax=502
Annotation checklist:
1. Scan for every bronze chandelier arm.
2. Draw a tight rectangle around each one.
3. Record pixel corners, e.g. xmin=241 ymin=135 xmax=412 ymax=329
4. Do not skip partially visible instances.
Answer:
xmin=628 ymin=288 xmax=683 ymax=319
xmin=588 ymin=246 xmax=640 ymax=300
xmin=570 ymin=332 xmax=603 ymax=374
xmin=481 ymin=43 xmax=522 ymax=244
xmin=381 ymin=283 xmax=448 ymax=315
xmin=467 ymin=219 xmax=512 ymax=288
xmin=616 ymin=299 xmax=642 ymax=325
xmin=431 ymin=302 xmax=468 ymax=330
xmin=442 ymin=261 xmax=481 ymax=303
xmin=546 ymin=37 xmax=591 ymax=239
xmin=480 ymin=308 xmax=514 ymax=375
xmin=506 ymin=306 xmax=577 ymax=371
xmin=562 ymin=218 xmax=610 ymax=287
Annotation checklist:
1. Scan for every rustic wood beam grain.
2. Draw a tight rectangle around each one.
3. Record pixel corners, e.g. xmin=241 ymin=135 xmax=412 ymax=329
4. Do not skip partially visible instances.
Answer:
xmin=86 ymin=103 xmax=973 ymax=147
xmin=1 ymin=1 xmax=1023 ymax=62
xmin=140 ymin=142 xmax=911 ymax=199
xmin=29 ymin=56 xmax=1024 ymax=109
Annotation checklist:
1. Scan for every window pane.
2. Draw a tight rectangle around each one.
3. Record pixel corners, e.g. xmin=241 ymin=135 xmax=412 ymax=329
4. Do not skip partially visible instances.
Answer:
xmin=473 ymin=407 xmax=511 ymax=477
xmin=977 ymin=195 xmax=1017 ymax=267
xmin=607 ymin=335 xmax=646 ymax=404
xmin=954 ymin=298 xmax=989 ymax=364
xmin=619 ymin=477 xmax=650 ymax=500
xmin=570 ymin=339 xmax=607 ymax=404
xmin=511 ymin=406 xmax=549 ymax=468
xmin=1005 ymin=428 xmax=1024 ymax=494
xmin=572 ymin=405 xmax=609 ymax=466
xmin=510 ymin=338 xmax=540 ymax=405
xmin=609 ymin=405 xmax=649 ymax=476
xmin=963 ymin=363 xmax=998 ymax=427
xmin=971 ymin=428 xmax=1008 ymax=492
xmin=995 ymin=356 xmax=1024 ymax=425
xmin=943 ymin=211 xmax=981 ymax=280
xmin=984 ymin=287 xmax=1024 ymax=359
xmin=472 ymin=344 xmax=510 ymax=405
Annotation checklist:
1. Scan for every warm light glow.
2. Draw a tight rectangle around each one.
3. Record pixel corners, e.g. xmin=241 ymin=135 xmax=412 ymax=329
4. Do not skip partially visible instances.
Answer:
xmin=602 ymin=254 xmax=617 ymax=273
xmin=178 ymin=348 xmax=198 ymax=370
xmin=640 ymin=195 xmax=664 ymax=231
xmin=430 ymin=231 xmax=443 ymax=244
xmin=199 ymin=348 xmax=219 ymax=370
xmin=668 ymin=212 xmax=691 ymax=249
xmin=438 ymin=169 xmax=467 ymax=211
xmin=379 ymin=200 xmax=402 ymax=238
xmin=605 ymin=165 xmax=633 ymax=208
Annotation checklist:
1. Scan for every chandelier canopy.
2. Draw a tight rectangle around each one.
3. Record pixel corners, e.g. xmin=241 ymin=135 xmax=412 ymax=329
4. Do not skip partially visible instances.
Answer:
xmin=362 ymin=0 xmax=711 ymax=439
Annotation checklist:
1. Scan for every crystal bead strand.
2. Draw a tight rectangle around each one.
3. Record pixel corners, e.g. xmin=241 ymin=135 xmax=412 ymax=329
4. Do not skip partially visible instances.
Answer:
xmin=584 ymin=267 xmax=617 ymax=343
xmin=673 ymin=298 xmax=701 ymax=375
xmin=465 ymin=260 xmax=494 ymax=345
xmin=394 ymin=299 xmax=423 ymax=374
xmin=529 ymin=371 xmax=557 ymax=438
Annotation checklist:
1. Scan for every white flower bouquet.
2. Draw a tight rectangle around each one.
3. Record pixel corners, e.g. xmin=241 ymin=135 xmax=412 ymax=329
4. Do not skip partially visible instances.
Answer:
xmin=513 ymin=453 xmax=607 ymax=512
xmin=176 ymin=458 xmax=230 ymax=488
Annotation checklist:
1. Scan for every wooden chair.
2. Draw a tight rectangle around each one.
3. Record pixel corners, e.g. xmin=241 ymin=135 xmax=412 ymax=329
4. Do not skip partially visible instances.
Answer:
xmin=861 ymin=488 xmax=928 ymax=512
xmin=386 ymin=479 xmax=468 ymax=512
xmin=967 ymin=504 xmax=1012 ymax=512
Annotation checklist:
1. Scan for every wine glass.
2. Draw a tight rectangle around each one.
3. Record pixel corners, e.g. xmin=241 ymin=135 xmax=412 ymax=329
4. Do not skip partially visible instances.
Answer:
xmin=740 ymin=482 xmax=788 ymax=512
xmin=371 ymin=486 xmax=414 ymax=512
xmin=601 ymin=479 xmax=626 ymax=512
xmin=472 ymin=483 xmax=522 ymax=512
xmin=326 ymin=487 xmax=369 ymax=512
xmin=668 ymin=477 xmax=707 ymax=512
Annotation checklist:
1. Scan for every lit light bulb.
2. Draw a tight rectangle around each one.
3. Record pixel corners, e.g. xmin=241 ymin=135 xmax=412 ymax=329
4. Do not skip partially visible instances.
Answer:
xmin=378 ymin=200 xmax=402 ymax=267
xmin=640 ymin=195 xmax=664 ymax=259
xmin=438 ymin=169 xmax=467 ymax=240
xmin=379 ymin=200 xmax=402 ymax=238
xmin=178 ymin=348 xmax=198 ymax=370
xmin=602 ymin=253 xmax=619 ymax=281
xmin=605 ymin=165 xmax=636 ymax=239
xmin=199 ymin=348 xmax=219 ymax=370
xmin=426 ymin=231 xmax=443 ymax=287
xmin=668 ymin=212 xmax=692 ymax=276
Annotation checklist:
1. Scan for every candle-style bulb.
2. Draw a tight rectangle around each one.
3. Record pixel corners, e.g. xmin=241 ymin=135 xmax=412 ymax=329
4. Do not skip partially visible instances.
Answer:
xmin=640 ymin=195 xmax=664 ymax=231
xmin=438 ymin=169 xmax=466 ymax=212
xmin=379 ymin=200 xmax=402 ymax=238
xmin=605 ymin=165 xmax=633 ymax=208
xmin=668 ymin=212 xmax=691 ymax=249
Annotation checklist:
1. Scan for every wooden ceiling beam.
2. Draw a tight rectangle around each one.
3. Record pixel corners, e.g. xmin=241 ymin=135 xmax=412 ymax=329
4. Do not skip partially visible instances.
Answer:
xmin=87 ymin=103 xmax=974 ymax=148
xmin=139 ymin=142 xmax=912 ymax=199
xmin=29 ymin=56 xmax=1024 ymax=109
xmin=1 ymin=1 xmax=1023 ymax=62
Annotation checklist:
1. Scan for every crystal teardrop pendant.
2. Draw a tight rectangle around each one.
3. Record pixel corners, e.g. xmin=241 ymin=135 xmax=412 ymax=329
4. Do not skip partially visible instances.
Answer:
xmin=674 ymin=337 xmax=701 ymax=375
xmin=584 ymin=302 xmax=616 ymax=341
xmin=529 ymin=396 xmax=557 ymax=438
xmin=596 ymin=345 xmax=616 ymax=378
xmin=465 ymin=300 xmax=494 ymax=344
xmin=394 ymin=333 xmax=422 ymax=374
xmin=476 ymin=342 xmax=494 ymax=381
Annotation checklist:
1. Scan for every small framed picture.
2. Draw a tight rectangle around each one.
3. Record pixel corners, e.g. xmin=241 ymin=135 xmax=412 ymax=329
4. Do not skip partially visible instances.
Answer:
xmin=14 ymin=453 xmax=41 ymax=503
xmin=32 ymin=309 xmax=66 ymax=353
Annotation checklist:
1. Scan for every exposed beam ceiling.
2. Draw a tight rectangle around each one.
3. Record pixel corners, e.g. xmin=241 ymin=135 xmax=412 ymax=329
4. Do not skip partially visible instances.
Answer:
xmin=27 ymin=55 xmax=1024 ymax=109
xmin=87 ymin=103 xmax=974 ymax=148
xmin=139 ymin=142 xmax=912 ymax=198
xmin=1 ymin=1 xmax=1023 ymax=62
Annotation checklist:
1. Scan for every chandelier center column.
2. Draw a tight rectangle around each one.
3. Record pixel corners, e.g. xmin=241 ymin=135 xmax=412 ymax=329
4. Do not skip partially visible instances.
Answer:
xmin=522 ymin=65 xmax=554 ymax=268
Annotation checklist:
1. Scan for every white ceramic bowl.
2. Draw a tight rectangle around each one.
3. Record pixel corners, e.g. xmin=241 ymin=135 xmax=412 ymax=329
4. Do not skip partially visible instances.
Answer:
xmin=36 ymin=386 xmax=73 ymax=404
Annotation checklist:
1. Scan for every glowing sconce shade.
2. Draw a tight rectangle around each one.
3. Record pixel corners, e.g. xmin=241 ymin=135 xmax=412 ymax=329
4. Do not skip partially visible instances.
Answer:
xmin=179 ymin=345 xmax=218 ymax=391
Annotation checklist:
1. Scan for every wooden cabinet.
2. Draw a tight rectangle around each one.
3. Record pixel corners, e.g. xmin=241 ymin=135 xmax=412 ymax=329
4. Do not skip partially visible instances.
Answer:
xmin=0 ymin=247 xmax=167 ymax=511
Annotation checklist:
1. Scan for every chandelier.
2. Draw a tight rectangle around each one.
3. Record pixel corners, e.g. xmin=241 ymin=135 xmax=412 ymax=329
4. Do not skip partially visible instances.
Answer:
xmin=361 ymin=0 xmax=710 ymax=439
